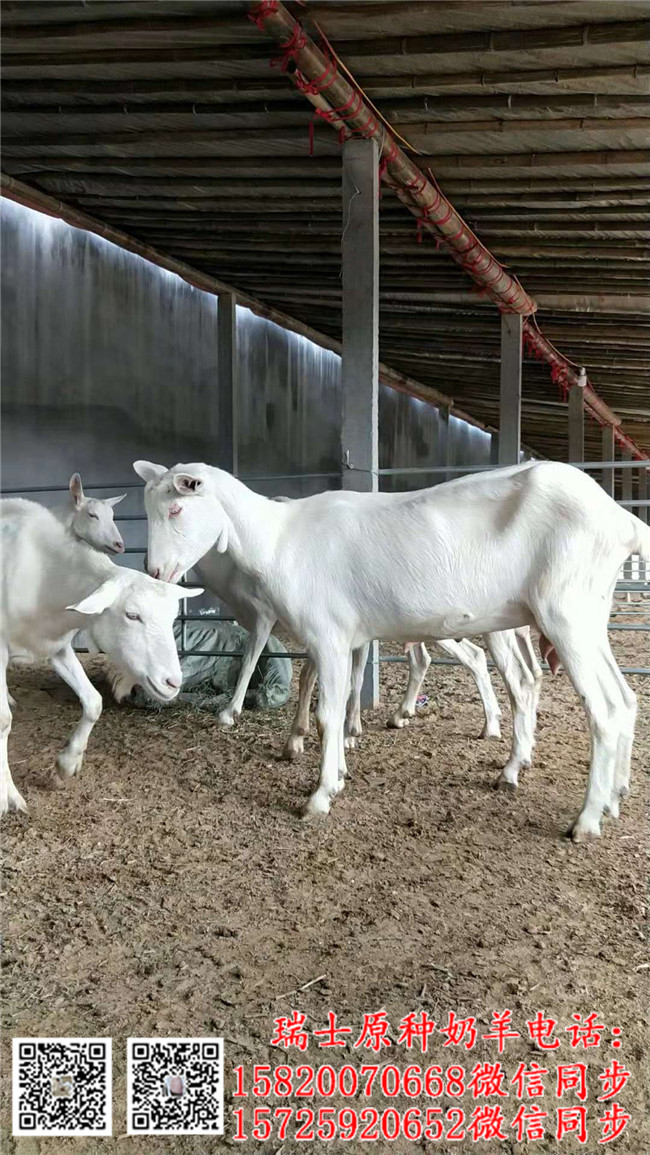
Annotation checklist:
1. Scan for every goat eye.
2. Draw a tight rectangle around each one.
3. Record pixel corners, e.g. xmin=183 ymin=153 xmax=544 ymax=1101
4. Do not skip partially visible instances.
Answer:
xmin=126 ymin=611 xmax=141 ymax=622
xmin=169 ymin=504 xmax=182 ymax=518
xmin=88 ymin=512 xmax=99 ymax=520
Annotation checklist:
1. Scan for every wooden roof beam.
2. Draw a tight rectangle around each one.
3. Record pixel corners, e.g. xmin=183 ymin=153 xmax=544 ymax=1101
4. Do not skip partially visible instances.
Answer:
xmin=3 ymin=64 xmax=649 ymax=103
xmin=247 ymin=0 xmax=648 ymax=458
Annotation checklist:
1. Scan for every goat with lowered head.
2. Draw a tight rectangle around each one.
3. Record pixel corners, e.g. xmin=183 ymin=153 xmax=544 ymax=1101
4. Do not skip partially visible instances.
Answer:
xmin=142 ymin=481 xmax=538 ymax=774
xmin=136 ymin=459 xmax=647 ymax=841
xmin=0 ymin=498 xmax=202 ymax=815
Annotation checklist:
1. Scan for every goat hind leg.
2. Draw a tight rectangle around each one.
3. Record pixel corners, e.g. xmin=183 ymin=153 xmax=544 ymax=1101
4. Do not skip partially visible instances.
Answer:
xmin=444 ymin=638 xmax=502 ymax=738
xmin=345 ymin=643 xmax=369 ymax=750
xmin=388 ymin=643 xmax=430 ymax=729
xmin=599 ymin=647 xmax=636 ymax=819
xmin=535 ymin=615 xmax=617 ymax=841
xmin=283 ymin=658 xmax=318 ymax=760
xmin=486 ymin=631 xmax=536 ymax=790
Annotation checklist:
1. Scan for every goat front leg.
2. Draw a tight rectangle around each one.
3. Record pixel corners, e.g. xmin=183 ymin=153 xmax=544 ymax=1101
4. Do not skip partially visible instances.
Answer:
xmin=283 ymin=658 xmax=318 ymax=760
xmin=50 ymin=644 xmax=103 ymax=781
xmin=1 ymin=644 xmax=27 ymax=815
xmin=344 ymin=643 xmax=369 ymax=750
xmin=217 ymin=615 xmax=274 ymax=726
xmin=304 ymin=646 xmax=349 ymax=818
xmin=388 ymin=643 xmax=431 ymax=729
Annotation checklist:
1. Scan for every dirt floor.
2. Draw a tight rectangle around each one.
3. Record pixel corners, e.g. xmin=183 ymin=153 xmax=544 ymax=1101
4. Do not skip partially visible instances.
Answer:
xmin=2 ymin=625 xmax=648 ymax=1154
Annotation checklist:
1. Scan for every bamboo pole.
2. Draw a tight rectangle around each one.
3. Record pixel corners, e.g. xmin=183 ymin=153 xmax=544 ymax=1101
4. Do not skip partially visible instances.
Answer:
xmin=247 ymin=2 xmax=536 ymax=316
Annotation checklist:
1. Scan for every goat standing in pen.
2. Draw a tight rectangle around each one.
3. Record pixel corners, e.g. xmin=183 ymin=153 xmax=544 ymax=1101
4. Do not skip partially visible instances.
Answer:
xmin=136 ymin=465 xmax=542 ymax=781
xmin=136 ymin=459 xmax=647 ymax=841
xmin=0 ymin=499 xmax=203 ymax=815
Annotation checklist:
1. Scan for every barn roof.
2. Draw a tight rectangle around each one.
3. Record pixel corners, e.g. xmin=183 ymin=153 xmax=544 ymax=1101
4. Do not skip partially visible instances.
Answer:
xmin=2 ymin=0 xmax=649 ymax=460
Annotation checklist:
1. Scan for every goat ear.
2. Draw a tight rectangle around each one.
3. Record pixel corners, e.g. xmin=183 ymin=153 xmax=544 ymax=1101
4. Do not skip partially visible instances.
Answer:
xmin=133 ymin=460 xmax=167 ymax=483
xmin=105 ymin=493 xmax=127 ymax=508
xmin=178 ymin=585 xmax=204 ymax=600
xmin=173 ymin=473 xmax=204 ymax=496
xmin=69 ymin=472 xmax=84 ymax=508
xmin=215 ymin=523 xmax=229 ymax=554
xmin=67 ymin=576 xmax=123 ymax=616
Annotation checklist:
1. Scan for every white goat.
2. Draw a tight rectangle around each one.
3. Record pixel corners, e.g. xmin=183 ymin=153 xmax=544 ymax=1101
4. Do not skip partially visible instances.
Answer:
xmin=189 ymin=548 xmax=507 ymax=737
xmin=138 ymin=467 xmax=541 ymax=791
xmin=136 ymin=460 xmax=647 ymax=840
xmin=0 ymin=499 xmax=202 ymax=815
xmin=143 ymin=484 xmax=535 ymax=753
xmin=55 ymin=472 xmax=126 ymax=555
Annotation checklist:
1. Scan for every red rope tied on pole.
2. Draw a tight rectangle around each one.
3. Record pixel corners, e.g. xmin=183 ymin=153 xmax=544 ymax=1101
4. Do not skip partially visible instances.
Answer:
xmin=417 ymin=197 xmax=449 ymax=243
xmin=403 ymin=171 xmax=427 ymax=198
xmin=378 ymin=137 xmax=400 ymax=187
xmin=314 ymin=88 xmax=365 ymax=126
xmin=550 ymin=362 xmax=570 ymax=401
xmin=311 ymin=88 xmax=369 ymax=147
xmin=270 ymin=23 xmax=307 ymax=71
xmin=247 ymin=0 xmax=279 ymax=29
xmin=294 ymin=51 xmax=337 ymax=97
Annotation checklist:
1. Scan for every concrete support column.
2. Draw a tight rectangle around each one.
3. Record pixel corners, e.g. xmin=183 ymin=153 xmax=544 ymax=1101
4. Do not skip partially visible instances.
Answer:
xmin=622 ymin=449 xmax=633 ymax=579
xmin=601 ymin=425 xmax=615 ymax=497
xmin=568 ymin=383 xmax=585 ymax=465
xmin=341 ymin=137 xmax=379 ymax=708
xmin=498 ymin=313 xmax=523 ymax=465
xmin=638 ymin=467 xmax=648 ymax=583
xmin=217 ymin=292 xmax=238 ymax=476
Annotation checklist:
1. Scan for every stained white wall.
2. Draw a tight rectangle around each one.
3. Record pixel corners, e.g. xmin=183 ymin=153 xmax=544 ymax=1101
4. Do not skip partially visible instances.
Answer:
xmin=1 ymin=198 xmax=495 ymax=510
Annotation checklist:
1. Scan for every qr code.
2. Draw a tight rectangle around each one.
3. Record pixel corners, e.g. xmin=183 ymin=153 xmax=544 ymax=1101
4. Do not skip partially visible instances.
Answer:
xmin=127 ymin=1037 xmax=224 ymax=1135
xmin=12 ymin=1037 xmax=112 ymax=1137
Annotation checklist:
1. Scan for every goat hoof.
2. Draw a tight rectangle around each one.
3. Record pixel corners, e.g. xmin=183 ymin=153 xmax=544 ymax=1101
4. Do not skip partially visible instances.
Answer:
xmin=282 ymin=736 xmax=304 ymax=760
xmin=387 ymin=714 xmax=408 ymax=729
xmin=604 ymin=797 xmax=620 ymax=819
xmin=1 ymin=790 xmax=28 ymax=815
xmin=495 ymin=776 xmax=517 ymax=792
xmin=56 ymin=750 xmax=82 ymax=779
xmin=217 ymin=711 xmax=235 ymax=727
xmin=303 ymin=789 xmax=331 ymax=818
xmin=344 ymin=736 xmax=356 ymax=751
xmin=481 ymin=723 xmax=502 ymax=740
xmin=567 ymin=819 xmax=601 ymax=843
